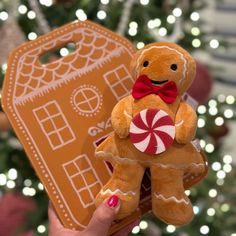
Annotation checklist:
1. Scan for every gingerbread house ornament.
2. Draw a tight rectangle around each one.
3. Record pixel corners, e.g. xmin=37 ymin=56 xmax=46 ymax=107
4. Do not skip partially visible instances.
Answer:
xmin=2 ymin=21 xmax=140 ymax=232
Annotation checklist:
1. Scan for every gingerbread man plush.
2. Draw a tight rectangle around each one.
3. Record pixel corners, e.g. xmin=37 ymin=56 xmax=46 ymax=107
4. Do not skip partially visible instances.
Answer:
xmin=95 ymin=42 xmax=206 ymax=226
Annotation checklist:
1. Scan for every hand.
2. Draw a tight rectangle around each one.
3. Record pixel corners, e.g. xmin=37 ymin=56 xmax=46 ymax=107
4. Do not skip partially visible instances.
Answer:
xmin=48 ymin=195 xmax=139 ymax=236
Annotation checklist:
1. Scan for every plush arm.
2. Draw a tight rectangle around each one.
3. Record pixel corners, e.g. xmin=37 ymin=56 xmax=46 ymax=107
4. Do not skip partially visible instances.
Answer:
xmin=111 ymin=95 xmax=133 ymax=138
xmin=175 ymin=101 xmax=197 ymax=144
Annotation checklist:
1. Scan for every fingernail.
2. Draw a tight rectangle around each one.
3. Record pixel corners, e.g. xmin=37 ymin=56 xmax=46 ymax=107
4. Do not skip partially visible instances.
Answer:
xmin=106 ymin=195 xmax=119 ymax=208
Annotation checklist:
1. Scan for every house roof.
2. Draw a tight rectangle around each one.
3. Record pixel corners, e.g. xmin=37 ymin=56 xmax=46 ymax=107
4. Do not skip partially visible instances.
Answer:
xmin=13 ymin=24 xmax=131 ymax=104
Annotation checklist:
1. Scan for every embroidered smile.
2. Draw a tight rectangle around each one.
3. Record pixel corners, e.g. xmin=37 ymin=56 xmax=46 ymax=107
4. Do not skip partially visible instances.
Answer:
xmin=150 ymin=79 xmax=169 ymax=85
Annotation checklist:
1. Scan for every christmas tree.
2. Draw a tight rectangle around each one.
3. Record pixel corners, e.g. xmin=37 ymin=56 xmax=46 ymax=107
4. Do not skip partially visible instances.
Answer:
xmin=0 ymin=0 xmax=236 ymax=235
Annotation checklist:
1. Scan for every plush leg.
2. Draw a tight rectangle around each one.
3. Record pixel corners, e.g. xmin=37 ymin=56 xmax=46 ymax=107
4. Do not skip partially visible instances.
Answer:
xmin=151 ymin=166 xmax=193 ymax=225
xmin=95 ymin=162 xmax=145 ymax=219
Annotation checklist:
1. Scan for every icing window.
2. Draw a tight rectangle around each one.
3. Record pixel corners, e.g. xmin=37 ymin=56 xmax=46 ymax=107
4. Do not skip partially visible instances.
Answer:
xmin=63 ymin=154 xmax=102 ymax=208
xmin=71 ymin=85 xmax=103 ymax=117
xmin=33 ymin=101 xmax=76 ymax=150
xmin=103 ymin=65 xmax=134 ymax=101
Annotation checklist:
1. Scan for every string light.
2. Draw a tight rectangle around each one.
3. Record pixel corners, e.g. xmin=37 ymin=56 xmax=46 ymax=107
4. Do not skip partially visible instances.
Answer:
xmin=132 ymin=226 xmax=140 ymax=234
xmin=37 ymin=225 xmax=46 ymax=233
xmin=139 ymin=220 xmax=148 ymax=230
xmin=128 ymin=28 xmax=137 ymax=36
xmin=217 ymin=170 xmax=226 ymax=179
xmin=207 ymin=208 xmax=215 ymax=216
xmin=0 ymin=173 xmax=7 ymax=186
xmin=166 ymin=225 xmax=176 ymax=233
xmin=191 ymin=27 xmax=200 ymax=36
xmin=223 ymin=164 xmax=232 ymax=173
xmin=205 ymin=143 xmax=214 ymax=153
xmin=221 ymin=203 xmax=230 ymax=212
xmin=7 ymin=180 xmax=16 ymax=189
xmin=159 ymin=27 xmax=167 ymax=36
xmin=193 ymin=206 xmax=200 ymax=214
xmin=38 ymin=182 xmax=44 ymax=190
xmin=39 ymin=0 xmax=53 ymax=7
xmin=129 ymin=21 xmax=138 ymax=36
xmin=208 ymin=99 xmax=217 ymax=107
xmin=24 ymin=179 xmax=32 ymax=187
xmin=224 ymin=109 xmax=234 ymax=119
xmin=218 ymin=94 xmax=226 ymax=103
xmin=172 ymin=8 xmax=182 ymax=17
xmin=216 ymin=179 xmax=224 ymax=186
xmin=210 ymin=39 xmax=219 ymax=49
xmin=212 ymin=162 xmax=221 ymax=171
xmin=22 ymin=187 xmax=36 ymax=196
xmin=197 ymin=118 xmax=205 ymax=128
xmin=200 ymin=225 xmax=209 ymax=235
xmin=97 ymin=10 xmax=107 ymax=20
xmin=190 ymin=12 xmax=200 ymax=21
xmin=27 ymin=10 xmax=36 ymax=19
xmin=198 ymin=105 xmax=207 ymax=114
xmin=137 ymin=42 xmax=145 ymax=49
xmin=147 ymin=19 xmax=161 ymax=29
xmin=167 ymin=15 xmax=176 ymax=24
xmin=209 ymin=189 xmax=217 ymax=198
xmin=101 ymin=0 xmax=109 ymax=4
xmin=129 ymin=21 xmax=138 ymax=29
xmin=140 ymin=0 xmax=149 ymax=5
xmin=231 ymin=234 xmax=236 ymax=236
xmin=28 ymin=32 xmax=37 ymax=40
xmin=185 ymin=190 xmax=191 ymax=196
xmin=205 ymin=143 xmax=215 ymax=153
xmin=192 ymin=39 xmax=201 ymax=48
xmin=60 ymin=48 xmax=69 ymax=57
xmin=200 ymin=139 xmax=206 ymax=148
xmin=18 ymin=5 xmax=28 ymax=14
xmin=8 ymin=168 xmax=17 ymax=180
xmin=226 ymin=95 xmax=235 ymax=104
xmin=75 ymin=9 xmax=87 ymax=21
xmin=0 ymin=11 xmax=9 ymax=21
xmin=2 ymin=63 xmax=8 ymax=74
xmin=209 ymin=107 xmax=218 ymax=116
xmin=223 ymin=155 xmax=232 ymax=164
xmin=215 ymin=117 xmax=224 ymax=126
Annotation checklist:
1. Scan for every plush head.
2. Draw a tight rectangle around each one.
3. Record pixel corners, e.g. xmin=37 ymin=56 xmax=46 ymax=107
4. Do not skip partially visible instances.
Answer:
xmin=130 ymin=42 xmax=196 ymax=95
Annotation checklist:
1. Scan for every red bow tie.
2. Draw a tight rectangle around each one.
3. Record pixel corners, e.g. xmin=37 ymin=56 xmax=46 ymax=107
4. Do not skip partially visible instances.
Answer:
xmin=132 ymin=75 xmax=178 ymax=104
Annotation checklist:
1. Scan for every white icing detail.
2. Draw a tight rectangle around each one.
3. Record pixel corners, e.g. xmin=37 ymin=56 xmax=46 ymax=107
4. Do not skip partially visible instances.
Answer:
xmin=140 ymin=109 xmax=148 ymax=127
xmin=100 ymin=188 xmax=137 ymax=196
xmin=95 ymin=151 xmax=205 ymax=169
xmin=175 ymin=120 xmax=184 ymax=127
xmin=154 ymin=193 xmax=190 ymax=205
xmin=137 ymin=45 xmax=187 ymax=84
xmin=134 ymin=133 xmax=151 ymax=152
xmin=103 ymin=65 xmax=134 ymax=101
xmin=33 ymin=101 xmax=76 ymax=150
xmin=154 ymin=133 xmax=166 ymax=153
xmin=70 ymin=85 xmax=103 ymax=117
xmin=130 ymin=122 xmax=147 ymax=134
xmin=151 ymin=110 xmax=167 ymax=127
xmin=63 ymin=154 xmax=103 ymax=208
xmin=124 ymin=110 xmax=132 ymax=119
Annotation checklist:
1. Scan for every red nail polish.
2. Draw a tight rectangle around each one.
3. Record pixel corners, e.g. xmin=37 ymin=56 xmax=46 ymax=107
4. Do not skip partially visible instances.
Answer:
xmin=106 ymin=195 xmax=119 ymax=208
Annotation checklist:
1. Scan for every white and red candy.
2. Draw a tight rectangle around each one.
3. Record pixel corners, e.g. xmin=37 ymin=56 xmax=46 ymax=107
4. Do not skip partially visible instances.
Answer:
xmin=129 ymin=109 xmax=175 ymax=155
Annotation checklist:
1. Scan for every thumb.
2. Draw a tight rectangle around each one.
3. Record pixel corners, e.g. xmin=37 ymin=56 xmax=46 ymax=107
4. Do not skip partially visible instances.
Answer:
xmin=84 ymin=195 xmax=120 ymax=236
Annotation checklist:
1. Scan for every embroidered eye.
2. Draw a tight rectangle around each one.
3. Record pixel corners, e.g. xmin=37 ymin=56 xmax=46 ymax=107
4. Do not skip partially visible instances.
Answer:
xmin=170 ymin=64 xmax=177 ymax=71
xmin=143 ymin=61 xmax=149 ymax=67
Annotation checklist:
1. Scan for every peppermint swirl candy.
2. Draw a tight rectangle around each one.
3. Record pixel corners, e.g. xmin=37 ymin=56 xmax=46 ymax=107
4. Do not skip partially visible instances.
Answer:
xmin=129 ymin=109 xmax=175 ymax=155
